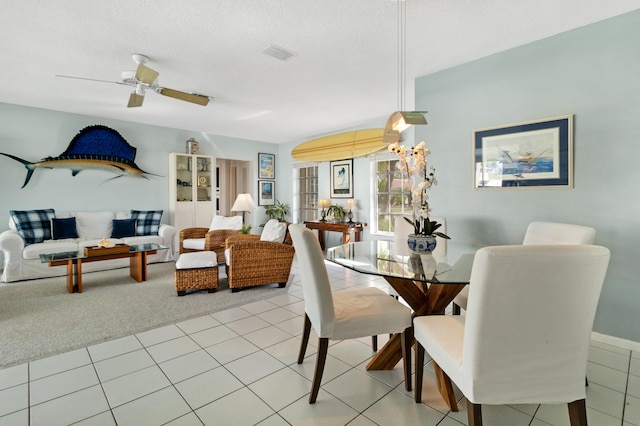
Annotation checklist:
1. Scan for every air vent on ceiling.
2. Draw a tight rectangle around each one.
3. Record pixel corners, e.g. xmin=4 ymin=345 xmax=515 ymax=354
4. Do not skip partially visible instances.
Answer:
xmin=261 ymin=44 xmax=295 ymax=61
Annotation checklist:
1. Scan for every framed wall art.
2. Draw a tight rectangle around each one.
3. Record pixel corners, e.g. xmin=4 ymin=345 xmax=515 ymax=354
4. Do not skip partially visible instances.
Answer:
xmin=473 ymin=115 xmax=573 ymax=189
xmin=258 ymin=153 xmax=275 ymax=179
xmin=330 ymin=159 xmax=353 ymax=198
xmin=258 ymin=180 xmax=275 ymax=206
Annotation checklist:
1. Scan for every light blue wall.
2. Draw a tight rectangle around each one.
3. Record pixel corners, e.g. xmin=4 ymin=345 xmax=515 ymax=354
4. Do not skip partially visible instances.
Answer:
xmin=410 ymin=9 xmax=640 ymax=340
xmin=0 ymin=103 xmax=277 ymax=250
xmin=279 ymin=10 xmax=640 ymax=341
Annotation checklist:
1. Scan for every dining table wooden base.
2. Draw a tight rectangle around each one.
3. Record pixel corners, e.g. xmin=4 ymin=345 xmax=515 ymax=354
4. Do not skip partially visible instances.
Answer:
xmin=366 ymin=277 xmax=466 ymax=371
xmin=325 ymin=241 xmax=473 ymax=412
xmin=366 ymin=276 xmax=466 ymax=411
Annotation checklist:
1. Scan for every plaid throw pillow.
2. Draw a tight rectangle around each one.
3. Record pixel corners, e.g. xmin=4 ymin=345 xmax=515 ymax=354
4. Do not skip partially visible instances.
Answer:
xmin=130 ymin=210 xmax=163 ymax=236
xmin=10 ymin=209 xmax=56 ymax=245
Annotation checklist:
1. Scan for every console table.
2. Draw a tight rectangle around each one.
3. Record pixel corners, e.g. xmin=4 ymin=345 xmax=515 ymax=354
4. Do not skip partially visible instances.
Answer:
xmin=303 ymin=221 xmax=367 ymax=249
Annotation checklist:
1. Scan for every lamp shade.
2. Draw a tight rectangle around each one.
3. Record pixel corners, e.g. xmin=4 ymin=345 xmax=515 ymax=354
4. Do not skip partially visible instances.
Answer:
xmin=382 ymin=111 xmax=428 ymax=143
xmin=345 ymin=199 xmax=356 ymax=210
xmin=231 ymin=193 xmax=257 ymax=212
xmin=318 ymin=199 xmax=329 ymax=209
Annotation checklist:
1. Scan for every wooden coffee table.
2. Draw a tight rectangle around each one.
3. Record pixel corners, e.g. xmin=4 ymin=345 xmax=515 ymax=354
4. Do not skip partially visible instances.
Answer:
xmin=40 ymin=243 xmax=168 ymax=293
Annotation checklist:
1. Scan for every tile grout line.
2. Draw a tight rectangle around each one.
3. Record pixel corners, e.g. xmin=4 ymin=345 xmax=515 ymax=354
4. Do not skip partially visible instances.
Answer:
xmin=621 ymin=352 xmax=633 ymax=425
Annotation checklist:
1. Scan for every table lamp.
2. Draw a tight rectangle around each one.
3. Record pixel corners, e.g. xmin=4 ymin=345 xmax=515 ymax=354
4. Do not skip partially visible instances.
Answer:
xmin=318 ymin=199 xmax=329 ymax=222
xmin=345 ymin=199 xmax=356 ymax=224
xmin=231 ymin=193 xmax=257 ymax=223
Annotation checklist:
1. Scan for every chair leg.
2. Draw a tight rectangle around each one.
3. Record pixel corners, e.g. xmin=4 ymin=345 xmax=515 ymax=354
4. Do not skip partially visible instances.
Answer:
xmin=452 ymin=303 xmax=461 ymax=315
xmin=401 ymin=327 xmax=413 ymax=391
xmin=568 ymin=399 xmax=587 ymax=426
xmin=372 ymin=335 xmax=377 ymax=351
xmin=466 ymin=400 xmax=482 ymax=426
xmin=415 ymin=341 xmax=424 ymax=402
xmin=298 ymin=314 xmax=312 ymax=364
xmin=309 ymin=337 xmax=329 ymax=404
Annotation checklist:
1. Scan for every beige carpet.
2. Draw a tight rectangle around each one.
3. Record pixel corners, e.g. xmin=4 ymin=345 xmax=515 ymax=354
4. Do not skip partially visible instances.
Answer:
xmin=0 ymin=262 xmax=289 ymax=369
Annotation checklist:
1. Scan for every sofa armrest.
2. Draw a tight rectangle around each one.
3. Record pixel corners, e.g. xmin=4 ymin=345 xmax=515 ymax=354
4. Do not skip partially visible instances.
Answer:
xmin=180 ymin=227 xmax=209 ymax=240
xmin=225 ymin=234 xmax=260 ymax=249
xmin=0 ymin=229 xmax=25 ymax=266
xmin=205 ymin=229 xmax=241 ymax=251
xmin=158 ymin=223 xmax=178 ymax=254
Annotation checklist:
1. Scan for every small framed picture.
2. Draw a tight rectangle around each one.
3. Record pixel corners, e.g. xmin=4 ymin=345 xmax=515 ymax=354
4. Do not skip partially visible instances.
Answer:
xmin=258 ymin=180 xmax=275 ymax=206
xmin=330 ymin=159 xmax=353 ymax=198
xmin=473 ymin=115 xmax=573 ymax=189
xmin=258 ymin=153 xmax=275 ymax=179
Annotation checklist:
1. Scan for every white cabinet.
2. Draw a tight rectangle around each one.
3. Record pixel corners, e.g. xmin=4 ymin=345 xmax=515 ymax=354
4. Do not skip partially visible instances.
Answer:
xmin=169 ymin=153 xmax=214 ymax=230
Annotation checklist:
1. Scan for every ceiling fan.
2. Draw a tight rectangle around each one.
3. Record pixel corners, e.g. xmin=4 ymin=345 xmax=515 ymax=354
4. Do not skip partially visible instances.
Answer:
xmin=56 ymin=53 xmax=213 ymax=108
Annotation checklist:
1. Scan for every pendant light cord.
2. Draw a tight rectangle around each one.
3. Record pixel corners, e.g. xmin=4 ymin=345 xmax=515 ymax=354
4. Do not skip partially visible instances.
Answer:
xmin=397 ymin=0 xmax=407 ymax=111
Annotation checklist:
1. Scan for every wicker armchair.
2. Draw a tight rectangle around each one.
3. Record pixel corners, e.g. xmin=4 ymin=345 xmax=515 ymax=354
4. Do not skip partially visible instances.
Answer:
xmin=225 ymin=228 xmax=294 ymax=292
xmin=179 ymin=227 xmax=240 ymax=264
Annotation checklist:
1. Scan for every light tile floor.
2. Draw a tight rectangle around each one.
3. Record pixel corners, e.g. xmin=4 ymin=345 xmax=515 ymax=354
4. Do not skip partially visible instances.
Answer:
xmin=1 ymin=262 xmax=639 ymax=425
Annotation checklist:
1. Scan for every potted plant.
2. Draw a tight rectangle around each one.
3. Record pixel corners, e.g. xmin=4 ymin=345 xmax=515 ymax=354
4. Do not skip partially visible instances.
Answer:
xmin=389 ymin=140 xmax=450 ymax=254
xmin=240 ymin=223 xmax=252 ymax=234
xmin=264 ymin=199 xmax=289 ymax=222
xmin=326 ymin=204 xmax=346 ymax=222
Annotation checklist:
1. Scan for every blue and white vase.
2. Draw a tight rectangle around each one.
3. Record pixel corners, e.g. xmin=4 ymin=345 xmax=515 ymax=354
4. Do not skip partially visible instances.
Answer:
xmin=407 ymin=234 xmax=437 ymax=255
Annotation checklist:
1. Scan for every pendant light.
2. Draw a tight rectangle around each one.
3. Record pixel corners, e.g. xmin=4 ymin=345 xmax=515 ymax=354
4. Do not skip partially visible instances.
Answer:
xmin=382 ymin=0 xmax=427 ymax=144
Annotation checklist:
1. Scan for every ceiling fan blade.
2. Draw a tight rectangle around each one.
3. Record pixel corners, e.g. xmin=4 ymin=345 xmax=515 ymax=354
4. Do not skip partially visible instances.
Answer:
xmin=135 ymin=64 xmax=159 ymax=85
xmin=55 ymin=74 xmax=128 ymax=86
xmin=127 ymin=92 xmax=144 ymax=108
xmin=158 ymin=87 xmax=210 ymax=106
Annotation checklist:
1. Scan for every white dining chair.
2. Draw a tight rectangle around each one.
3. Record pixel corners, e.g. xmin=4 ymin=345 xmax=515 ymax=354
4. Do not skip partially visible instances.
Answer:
xmin=451 ymin=221 xmax=596 ymax=314
xmin=289 ymin=224 xmax=413 ymax=403
xmin=414 ymin=244 xmax=610 ymax=425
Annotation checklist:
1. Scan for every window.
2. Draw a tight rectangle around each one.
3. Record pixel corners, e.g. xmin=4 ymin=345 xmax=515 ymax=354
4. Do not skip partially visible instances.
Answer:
xmin=371 ymin=153 xmax=412 ymax=234
xmin=294 ymin=162 xmax=318 ymax=223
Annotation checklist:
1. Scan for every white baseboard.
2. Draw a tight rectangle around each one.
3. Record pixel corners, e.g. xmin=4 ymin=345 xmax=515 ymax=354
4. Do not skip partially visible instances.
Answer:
xmin=592 ymin=331 xmax=640 ymax=352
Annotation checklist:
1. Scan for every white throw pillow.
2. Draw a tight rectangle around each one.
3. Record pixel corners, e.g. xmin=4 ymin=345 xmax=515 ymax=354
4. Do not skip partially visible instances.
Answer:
xmin=208 ymin=215 xmax=242 ymax=231
xmin=260 ymin=219 xmax=287 ymax=243
xmin=76 ymin=211 xmax=115 ymax=239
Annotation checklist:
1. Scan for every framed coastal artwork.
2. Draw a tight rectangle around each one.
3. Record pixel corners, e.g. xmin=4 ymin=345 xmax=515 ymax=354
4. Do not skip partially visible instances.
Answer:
xmin=473 ymin=115 xmax=573 ymax=189
xmin=258 ymin=153 xmax=275 ymax=179
xmin=258 ymin=180 xmax=275 ymax=206
xmin=330 ymin=159 xmax=353 ymax=198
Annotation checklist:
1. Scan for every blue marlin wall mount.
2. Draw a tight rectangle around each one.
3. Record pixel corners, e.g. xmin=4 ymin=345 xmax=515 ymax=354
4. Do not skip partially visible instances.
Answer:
xmin=1 ymin=125 xmax=158 ymax=188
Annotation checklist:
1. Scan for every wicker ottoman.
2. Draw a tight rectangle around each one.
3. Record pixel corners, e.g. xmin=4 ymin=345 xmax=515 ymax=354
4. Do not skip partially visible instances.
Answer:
xmin=174 ymin=251 xmax=218 ymax=296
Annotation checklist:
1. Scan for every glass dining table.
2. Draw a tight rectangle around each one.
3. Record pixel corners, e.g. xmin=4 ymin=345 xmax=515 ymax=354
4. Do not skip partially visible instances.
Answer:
xmin=326 ymin=240 xmax=474 ymax=372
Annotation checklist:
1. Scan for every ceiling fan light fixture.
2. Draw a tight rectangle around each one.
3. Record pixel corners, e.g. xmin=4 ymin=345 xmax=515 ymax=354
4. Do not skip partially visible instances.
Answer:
xmin=127 ymin=92 xmax=144 ymax=108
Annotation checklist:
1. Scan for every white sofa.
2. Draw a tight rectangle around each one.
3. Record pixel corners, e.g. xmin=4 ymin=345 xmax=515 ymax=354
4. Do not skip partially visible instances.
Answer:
xmin=0 ymin=210 xmax=177 ymax=282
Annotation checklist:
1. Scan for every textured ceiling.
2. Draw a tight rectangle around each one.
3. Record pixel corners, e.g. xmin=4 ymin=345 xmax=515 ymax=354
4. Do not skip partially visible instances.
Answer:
xmin=1 ymin=0 xmax=639 ymax=143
